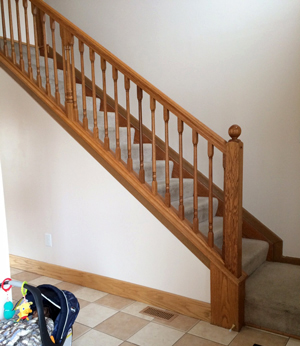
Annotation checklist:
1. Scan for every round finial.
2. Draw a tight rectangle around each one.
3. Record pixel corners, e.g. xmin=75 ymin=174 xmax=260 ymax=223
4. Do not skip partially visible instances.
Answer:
xmin=228 ymin=125 xmax=241 ymax=141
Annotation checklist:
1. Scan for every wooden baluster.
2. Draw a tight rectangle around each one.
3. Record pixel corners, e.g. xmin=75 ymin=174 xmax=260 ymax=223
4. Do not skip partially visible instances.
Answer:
xmin=150 ymin=97 xmax=157 ymax=195
xmin=193 ymin=130 xmax=199 ymax=232
xmin=137 ymin=86 xmax=145 ymax=183
xmin=178 ymin=118 xmax=184 ymax=219
xmin=15 ymin=0 xmax=24 ymax=71
xmin=101 ymin=57 xmax=109 ymax=150
xmin=31 ymin=5 xmax=41 ymax=87
xmin=60 ymin=26 xmax=74 ymax=120
xmin=41 ymin=11 xmax=51 ymax=95
xmin=208 ymin=142 xmax=214 ymax=246
xmin=50 ymin=18 xmax=60 ymax=104
xmin=70 ymin=35 xmax=78 ymax=121
xmin=7 ymin=0 xmax=16 ymax=63
xmin=223 ymin=125 xmax=243 ymax=278
xmin=113 ymin=67 xmax=120 ymax=160
xmin=164 ymin=107 xmax=170 ymax=207
xmin=89 ymin=48 xmax=99 ymax=138
xmin=0 ymin=0 xmax=8 ymax=56
xmin=79 ymin=40 xmax=87 ymax=129
xmin=125 ymin=76 xmax=132 ymax=171
xmin=61 ymin=33 xmax=67 ymax=105
xmin=23 ymin=0 xmax=32 ymax=79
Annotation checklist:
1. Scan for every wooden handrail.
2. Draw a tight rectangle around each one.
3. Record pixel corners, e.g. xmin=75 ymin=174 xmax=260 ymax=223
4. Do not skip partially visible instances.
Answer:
xmin=29 ymin=0 xmax=226 ymax=152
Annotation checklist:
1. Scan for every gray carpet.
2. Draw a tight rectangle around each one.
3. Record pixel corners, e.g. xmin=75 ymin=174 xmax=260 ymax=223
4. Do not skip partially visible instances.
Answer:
xmin=246 ymin=262 xmax=300 ymax=336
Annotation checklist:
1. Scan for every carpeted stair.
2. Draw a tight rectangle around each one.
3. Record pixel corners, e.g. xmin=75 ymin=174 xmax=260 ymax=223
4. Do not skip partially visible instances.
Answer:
xmin=2 ymin=40 xmax=299 ymax=337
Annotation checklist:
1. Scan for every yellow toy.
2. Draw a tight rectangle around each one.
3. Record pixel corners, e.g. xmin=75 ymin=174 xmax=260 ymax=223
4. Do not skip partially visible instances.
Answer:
xmin=16 ymin=300 xmax=33 ymax=322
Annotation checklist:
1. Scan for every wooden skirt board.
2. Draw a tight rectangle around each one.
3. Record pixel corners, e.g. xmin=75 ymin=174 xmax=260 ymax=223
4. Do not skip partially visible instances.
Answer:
xmin=10 ymin=255 xmax=211 ymax=322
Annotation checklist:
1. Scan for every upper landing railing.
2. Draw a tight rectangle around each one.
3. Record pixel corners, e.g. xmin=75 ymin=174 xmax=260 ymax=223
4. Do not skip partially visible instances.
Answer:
xmin=0 ymin=0 xmax=243 ymax=278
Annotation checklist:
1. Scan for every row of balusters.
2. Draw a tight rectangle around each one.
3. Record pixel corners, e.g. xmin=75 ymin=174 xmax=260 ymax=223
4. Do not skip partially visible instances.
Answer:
xmin=0 ymin=0 xmax=217 ymax=249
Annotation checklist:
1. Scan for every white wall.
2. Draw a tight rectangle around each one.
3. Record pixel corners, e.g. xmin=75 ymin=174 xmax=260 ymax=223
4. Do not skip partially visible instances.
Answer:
xmin=44 ymin=0 xmax=300 ymax=257
xmin=0 ymin=160 xmax=11 ymax=320
xmin=0 ymin=69 xmax=211 ymax=303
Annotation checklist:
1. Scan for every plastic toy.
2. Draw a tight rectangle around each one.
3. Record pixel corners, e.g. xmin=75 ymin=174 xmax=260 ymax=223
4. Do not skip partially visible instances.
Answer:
xmin=16 ymin=300 xmax=33 ymax=322
xmin=3 ymin=301 xmax=15 ymax=319
xmin=1 ymin=277 xmax=14 ymax=320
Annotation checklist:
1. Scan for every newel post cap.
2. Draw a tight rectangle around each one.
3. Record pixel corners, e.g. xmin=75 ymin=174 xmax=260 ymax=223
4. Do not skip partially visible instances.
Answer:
xmin=228 ymin=125 xmax=242 ymax=142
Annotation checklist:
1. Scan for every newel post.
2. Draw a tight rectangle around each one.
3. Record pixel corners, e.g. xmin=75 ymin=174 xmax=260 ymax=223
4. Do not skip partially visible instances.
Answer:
xmin=210 ymin=124 xmax=245 ymax=332
xmin=223 ymin=125 xmax=243 ymax=278
xmin=60 ymin=27 xmax=75 ymax=120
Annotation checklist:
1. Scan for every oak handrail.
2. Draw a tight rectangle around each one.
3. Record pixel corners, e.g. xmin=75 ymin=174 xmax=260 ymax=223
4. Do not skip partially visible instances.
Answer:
xmin=28 ymin=0 xmax=226 ymax=152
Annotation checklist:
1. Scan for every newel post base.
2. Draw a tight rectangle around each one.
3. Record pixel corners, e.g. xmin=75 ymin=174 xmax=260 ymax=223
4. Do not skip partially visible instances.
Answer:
xmin=210 ymin=262 xmax=246 ymax=331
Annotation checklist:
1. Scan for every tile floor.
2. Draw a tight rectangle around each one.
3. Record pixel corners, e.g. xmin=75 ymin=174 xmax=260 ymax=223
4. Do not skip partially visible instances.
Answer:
xmin=8 ymin=267 xmax=300 ymax=346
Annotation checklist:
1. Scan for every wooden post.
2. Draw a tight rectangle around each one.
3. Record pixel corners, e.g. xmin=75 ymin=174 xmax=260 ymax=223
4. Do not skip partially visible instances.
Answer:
xmin=60 ymin=26 xmax=74 ymax=120
xmin=223 ymin=125 xmax=243 ymax=278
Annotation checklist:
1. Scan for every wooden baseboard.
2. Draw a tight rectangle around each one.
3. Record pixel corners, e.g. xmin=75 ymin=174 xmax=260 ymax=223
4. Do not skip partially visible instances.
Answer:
xmin=10 ymin=255 xmax=211 ymax=322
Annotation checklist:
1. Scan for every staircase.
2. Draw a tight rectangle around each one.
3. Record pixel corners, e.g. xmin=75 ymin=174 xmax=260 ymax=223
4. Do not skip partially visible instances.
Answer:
xmin=0 ymin=0 xmax=299 ymax=337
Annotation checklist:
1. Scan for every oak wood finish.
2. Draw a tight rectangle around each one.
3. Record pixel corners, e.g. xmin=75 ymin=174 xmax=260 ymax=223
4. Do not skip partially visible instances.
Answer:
xmin=101 ymin=57 xmax=109 ymax=150
xmin=32 ymin=5 xmax=42 ymax=87
xmin=112 ymin=66 xmax=121 ymax=159
xmin=7 ymin=0 xmax=16 ymax=63
xmin=0 ymin=0 xmax=8 ymax=56
xmin=60 ymin=26 xmax=74 ymax=119
xmin=223 ymin=125 xmax=243 ymax=278
xmin=15 ymin=0 xmax=24 ymax=71
xmin=41 ymin=11 xmax=50 ymax=96
xmin=137 ymin=86 xmax=145 ymax=183
xmin=208 ymin=142 xmax=214 ymax=247
xmin=23 ymin=0 xmax=32 ymax=79
xmin=78 ymin=40 xmax=87 ymax=129
xmin=10 ymin=255 xmax=211 ymax=321
xmin=125 ymin=76 xmax=133 ymax=171
xmin=164 ymin=107 xmax=171 ymax=207
xmin=89 ymin=48 xmax=99 ymax=138
xmin=210 ymin=262 xmax=246 ymax=331
xmin=193 ymin=130 xmax=199 ymax=233
xmin=50 ymin=18 xmax=59 ymax=104
xmin=150 ymin=97 xmax=157 ymax=195
xmin=178 ymin=118 xmax=184 ymax=219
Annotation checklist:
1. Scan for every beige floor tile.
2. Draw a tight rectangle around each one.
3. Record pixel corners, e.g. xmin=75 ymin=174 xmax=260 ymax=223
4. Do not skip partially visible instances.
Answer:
xmin=174 ymin=333 xmax=225 ymax=345
xmin=75 ymin=286 xmax=108 ymax=302
xmin=122 ymin=302 xmax=154 ymax=321
xmin=287 ymin=339 xmax=300 ymax=346
xmin=72 ymin=322 xmax=91 ymax=340
xmin=28 ymin=276 xmax=62 ymax=286
xmin=128 ymin=322 xmax=184 ymax=346
xmin=95 ymin=294 xmax=134 ymax=310
xmin=77 ymin=298 xmax=90 ymax=309
xmin=12 ymin=271 xmax=42 ymax=282
xmin=72 ymin=329 xmax=122 ymax=346
xmin=10 ymin=268 xmax=23 ymax=276
xmin=94 ymin=312 xmax=149 ymax=340
xmin=120 ymin=342 xmax=138 ymax=346
xmin=229 ymin=327 xmax=288 ymax=346
xmin=55 ymin=281 xmax=83 ymax=293
xmin=189 ymin=321 xmax=237 ymax=345
xmin=76 ymin=302 xmax=117 ymax=328
xmin=153 ymin=312 xmax=199 ymax=332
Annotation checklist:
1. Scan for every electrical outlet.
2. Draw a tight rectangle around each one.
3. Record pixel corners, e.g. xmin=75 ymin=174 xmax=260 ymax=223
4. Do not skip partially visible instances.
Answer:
xmin=45 ymin=233 xmax=52 ymax=247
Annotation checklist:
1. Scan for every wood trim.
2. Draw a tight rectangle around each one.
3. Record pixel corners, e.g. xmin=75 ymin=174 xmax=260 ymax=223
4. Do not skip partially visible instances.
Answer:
xmin=9 ymin=255 xmax=211 ymax=321
xmin=210 ymin=262 xmax=246 ymax=332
